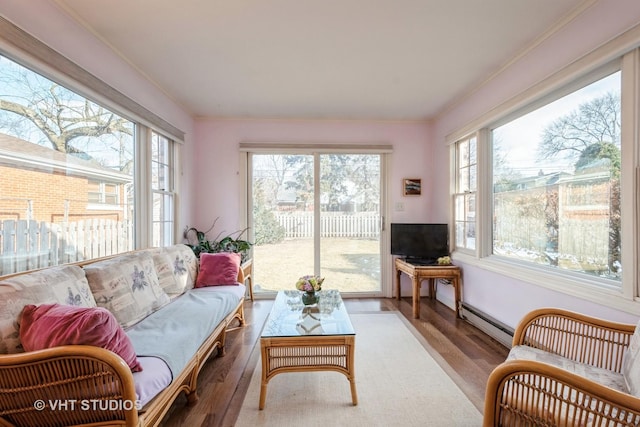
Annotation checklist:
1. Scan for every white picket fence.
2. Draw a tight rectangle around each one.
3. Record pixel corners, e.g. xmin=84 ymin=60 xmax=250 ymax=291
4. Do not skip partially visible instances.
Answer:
xmin=274 ymin=212 xmax=380 ymax=239
xmin=0 ymin=219 xmax=133 ymax=275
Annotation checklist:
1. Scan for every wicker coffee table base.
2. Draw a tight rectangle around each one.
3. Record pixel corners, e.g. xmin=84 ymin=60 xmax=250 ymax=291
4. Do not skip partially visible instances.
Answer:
xmin=259 ymin=335 xmax=357 ymax=409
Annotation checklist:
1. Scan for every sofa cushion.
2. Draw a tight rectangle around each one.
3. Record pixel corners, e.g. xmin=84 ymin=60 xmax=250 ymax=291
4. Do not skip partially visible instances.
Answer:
xmin=161 ymin=244 xmax=198 ymax=295
xmin=20 ymin=303 xmax=142 ymax=372
xmin=133 ymin=356 xmax=172 ymax=408
xmin=151 ymin=250 xmax=184 ymax=298
xmin=197 ymin=283 xmax=247 ymax=301
xmin=622 ymin=320 xmax=640 ymax=396
xmin=195 ymin=252 xmax=241 ymax=288
xmin=508 ymin=345 xmax=627 ymax=392
xmin=126 ymin=288 xmax=240 ymax=376
xmin=84 ymin=252 xmax=170 ymax=328
xmin=0 ymin=265 xmax=95 ymax=354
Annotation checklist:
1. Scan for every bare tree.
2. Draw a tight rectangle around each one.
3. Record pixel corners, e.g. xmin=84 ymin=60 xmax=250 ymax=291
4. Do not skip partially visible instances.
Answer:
xmin=0 ymin=57 xmax=133 ymax=171
xmin=537 ymin=92 xmax=620 ymax=161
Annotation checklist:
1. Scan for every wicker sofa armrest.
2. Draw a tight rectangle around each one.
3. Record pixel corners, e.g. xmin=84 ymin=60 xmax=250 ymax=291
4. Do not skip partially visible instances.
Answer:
xmin=512 ymin=307 xmax=636 ymax=371
xmin=0 ymin=345 xmax=138 ymax=427
xmin=484 ymin=359 xmax=640 ymax=426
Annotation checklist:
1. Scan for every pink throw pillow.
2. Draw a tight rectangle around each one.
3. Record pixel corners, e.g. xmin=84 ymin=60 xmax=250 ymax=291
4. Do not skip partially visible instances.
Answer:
xmin=20 ymin=303 xmax=142 ymax=372
xmin=195 ymin=252 xmax=241 ymax=287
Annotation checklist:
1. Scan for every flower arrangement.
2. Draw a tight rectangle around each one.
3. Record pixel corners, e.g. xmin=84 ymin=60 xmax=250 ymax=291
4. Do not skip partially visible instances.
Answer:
xmin=295 ymin=275 xmax=324 ymax=293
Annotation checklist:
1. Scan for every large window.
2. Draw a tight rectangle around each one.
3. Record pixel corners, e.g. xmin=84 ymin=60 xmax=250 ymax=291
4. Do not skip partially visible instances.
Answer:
xmin=492 ymin=72 xmax=621 ymax=283
xmin=451 ymin=47 xmax=639 ymax=309
xmin=0 ymin=50 xmax=178 ymax=275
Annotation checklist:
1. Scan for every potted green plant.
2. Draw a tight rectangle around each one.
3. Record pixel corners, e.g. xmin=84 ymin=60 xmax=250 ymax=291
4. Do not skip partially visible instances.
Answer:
xmin=183 ymin=218 xmax=253 ymax=263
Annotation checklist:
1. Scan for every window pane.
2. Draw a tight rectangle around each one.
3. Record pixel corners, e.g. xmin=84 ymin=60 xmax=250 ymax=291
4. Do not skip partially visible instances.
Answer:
xmin=455 ymin=195 xmax=465 ymax=221
xmin=468 ymin=165 xmax=477 ymax=192
xmin=492 ymin=72 xmax=621 ymax=282
xmin=151 ymin=131 xmax=174 ymax=246
xmin=455 ymin=222 xmax=465 ymax=247
xmin=468 ymin=137 xmax=477 ymax=165
xmin=0 ymin=55 xmax=134 ymax=274
xmin=458 ymin=140 xmax=469 ymax=167
xmin=466 ymin=195 xmax=476 ymax=250
xmin=458 ymin=168 xmax=470 ymax=192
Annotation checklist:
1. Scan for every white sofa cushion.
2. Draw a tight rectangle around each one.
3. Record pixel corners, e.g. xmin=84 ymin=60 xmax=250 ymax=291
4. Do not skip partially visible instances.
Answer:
xmin=132 ymin=356 xmax=172 ymax=408
xmin=84 ymin=252 xmax=170 ymax=328
xmin=508 ymin=345 xmax=627 ymax=392
xmin=159 ymin=244 xmax=198 ymax=296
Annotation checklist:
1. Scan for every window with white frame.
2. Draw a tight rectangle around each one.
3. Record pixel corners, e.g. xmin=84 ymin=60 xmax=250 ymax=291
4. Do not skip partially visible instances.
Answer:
xmin=151 ymin=131 xmax=175 ymax=247
xmin=449 ymin=43 xmax=640 ymax=309
xmin=0 ymin=38 xmax=180 ymax=274
xmin=453 ymin=135 xmax=477 ymax=251
xmin=491 ymin=71 xmax=621 ymax=284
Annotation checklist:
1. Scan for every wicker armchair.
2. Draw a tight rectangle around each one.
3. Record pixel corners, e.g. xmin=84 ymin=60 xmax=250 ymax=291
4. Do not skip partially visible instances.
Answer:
xmin=0 ymin=345 xmax=138 ymax=427
xmin=483 ymin=308 xmax=640 ymax=426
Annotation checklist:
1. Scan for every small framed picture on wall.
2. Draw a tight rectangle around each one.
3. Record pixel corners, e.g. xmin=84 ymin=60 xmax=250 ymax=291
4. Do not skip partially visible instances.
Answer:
xmin=403 ymin=178 xmax=421 ymax=196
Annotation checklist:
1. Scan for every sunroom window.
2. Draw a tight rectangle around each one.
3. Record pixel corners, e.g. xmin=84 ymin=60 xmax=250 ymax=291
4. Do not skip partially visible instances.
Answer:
xmin=0 ymin=54 xmax=135 ymax=274
xmin=491 ymin=71 xmax=621 ymax=284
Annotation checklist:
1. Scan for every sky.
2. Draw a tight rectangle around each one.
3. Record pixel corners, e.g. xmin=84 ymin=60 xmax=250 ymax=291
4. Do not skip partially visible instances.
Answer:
xmin=493 ymin=71 xmax=621 ymax=177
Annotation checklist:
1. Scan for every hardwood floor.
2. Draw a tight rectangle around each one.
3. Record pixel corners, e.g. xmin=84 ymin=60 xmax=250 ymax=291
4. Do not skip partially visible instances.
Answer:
xmin=159 ymin=296 xmax=509 ymax=427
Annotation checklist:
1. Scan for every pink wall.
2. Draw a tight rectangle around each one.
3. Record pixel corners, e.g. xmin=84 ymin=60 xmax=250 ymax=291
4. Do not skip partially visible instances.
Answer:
xmin=432 ymin=0 xmax=640 ymax=326
xmin=192 ymin=118 xmax=432 ymax=232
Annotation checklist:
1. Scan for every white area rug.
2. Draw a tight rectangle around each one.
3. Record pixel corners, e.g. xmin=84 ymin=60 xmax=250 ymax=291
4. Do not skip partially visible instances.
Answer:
xmin=235 ymin=312 xmax=482 ymax=426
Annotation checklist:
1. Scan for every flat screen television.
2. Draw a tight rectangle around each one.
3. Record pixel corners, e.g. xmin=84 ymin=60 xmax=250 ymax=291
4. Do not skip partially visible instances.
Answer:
xmin=390 ymin=223 xmax=449 ymax=264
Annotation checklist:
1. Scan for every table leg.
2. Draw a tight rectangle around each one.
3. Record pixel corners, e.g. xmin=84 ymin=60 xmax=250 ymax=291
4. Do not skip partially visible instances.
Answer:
xmin=347 ymin=335 xmax=358 ymax=405
xmin=396 ymin=268 xmax=401 ymax=300
xmin=248 ymin=275 xmax=254 ymax=301
xmin=454 ymin=277 xmax=461 ymax=318
xmin=259 ymin=342 xmax=268 ymax=409
xmin=412 ymin=277 xmax=420 ymax=319
xmin=259 ymin=381 xmax=268 ymax=410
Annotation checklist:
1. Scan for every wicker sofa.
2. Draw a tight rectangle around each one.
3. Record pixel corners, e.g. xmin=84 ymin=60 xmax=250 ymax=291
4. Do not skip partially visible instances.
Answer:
xmin=484 ymin=307 xmax=640 ymax=426
xmin=0 ymin=244 xmax=247 ymax=427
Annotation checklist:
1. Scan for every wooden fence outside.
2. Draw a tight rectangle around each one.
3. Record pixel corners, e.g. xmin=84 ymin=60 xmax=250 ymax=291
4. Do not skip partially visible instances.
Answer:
xmin=274 ymin=212 xmax=381 ymax=239
xmin=0 ymin=219 xmax=133 ymax=275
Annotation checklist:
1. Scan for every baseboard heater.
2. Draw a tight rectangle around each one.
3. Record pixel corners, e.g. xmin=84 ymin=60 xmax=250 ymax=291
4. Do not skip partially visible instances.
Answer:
xmin=460 ymin=303 xmax=514 ymax=348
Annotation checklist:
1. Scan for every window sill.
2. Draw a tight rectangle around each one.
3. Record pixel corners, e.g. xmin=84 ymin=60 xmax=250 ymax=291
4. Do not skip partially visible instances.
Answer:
xmin=452 ymin=251 xmax=640 ymax=315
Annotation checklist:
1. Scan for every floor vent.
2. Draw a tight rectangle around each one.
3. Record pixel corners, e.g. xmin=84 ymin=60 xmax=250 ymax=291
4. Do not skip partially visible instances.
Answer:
xmin=460 ymin=303 xmax=514 ymax=348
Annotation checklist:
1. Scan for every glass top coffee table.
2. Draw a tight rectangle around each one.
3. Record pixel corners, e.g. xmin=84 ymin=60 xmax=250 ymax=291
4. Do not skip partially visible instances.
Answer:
xmin=259 ymin=290 xmax=357 ymax=409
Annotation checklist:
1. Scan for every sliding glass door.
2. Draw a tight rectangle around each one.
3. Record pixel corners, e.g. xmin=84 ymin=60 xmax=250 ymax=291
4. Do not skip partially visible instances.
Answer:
xmin=249 ymin=152 xmax=382 ymax=296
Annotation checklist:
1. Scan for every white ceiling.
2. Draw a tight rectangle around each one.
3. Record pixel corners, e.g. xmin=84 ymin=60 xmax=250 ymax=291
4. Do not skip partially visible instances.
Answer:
xmin=55 ymin=0 xmax=586 ymax=121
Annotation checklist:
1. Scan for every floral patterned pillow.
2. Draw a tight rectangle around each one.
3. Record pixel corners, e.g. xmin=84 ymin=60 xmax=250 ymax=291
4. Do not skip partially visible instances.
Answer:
xmin=0 ymin=265 xmax=95 ymax=354
xmin=84 ymin=252 xmax=170 ymax=328
xmin=162 ymin=244 xmax=198 ymax=294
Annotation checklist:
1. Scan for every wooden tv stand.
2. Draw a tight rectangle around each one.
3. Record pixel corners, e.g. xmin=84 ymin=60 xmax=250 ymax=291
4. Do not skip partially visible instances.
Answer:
xmin=394 ymin=258 xmax=462 ymax=319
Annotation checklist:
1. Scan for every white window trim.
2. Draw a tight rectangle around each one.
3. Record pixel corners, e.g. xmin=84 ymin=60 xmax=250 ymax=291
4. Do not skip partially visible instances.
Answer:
xmin=448 ymin=26 xmax=640 ymax=315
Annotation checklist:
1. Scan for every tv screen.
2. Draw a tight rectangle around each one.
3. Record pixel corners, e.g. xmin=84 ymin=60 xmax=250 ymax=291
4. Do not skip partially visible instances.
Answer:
xmin=390 ymin=223 xmax=449 ymax=263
